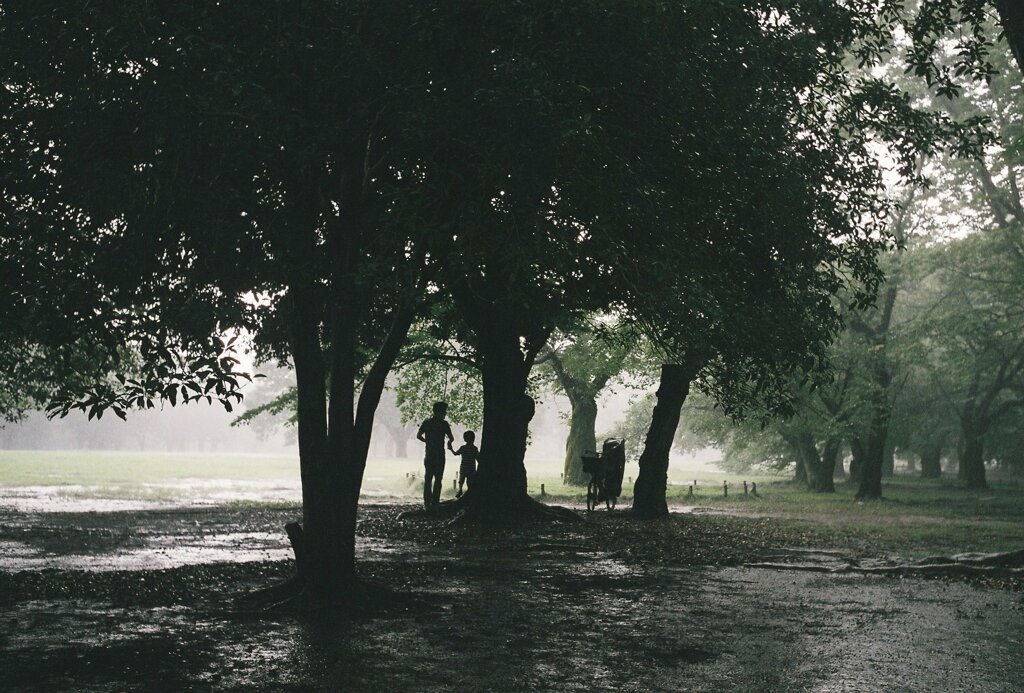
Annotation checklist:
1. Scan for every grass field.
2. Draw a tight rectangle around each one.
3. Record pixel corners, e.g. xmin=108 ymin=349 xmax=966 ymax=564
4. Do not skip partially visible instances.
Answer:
xmin=1 ymin=450 xmax=1021 ymax=556
xmin=0 ymin=449 xmax=782 ymax=502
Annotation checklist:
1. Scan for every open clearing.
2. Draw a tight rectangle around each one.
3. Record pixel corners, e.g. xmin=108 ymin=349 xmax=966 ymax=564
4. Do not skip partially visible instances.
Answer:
xmin=1 ymin=452 xmax=1022 ymax=691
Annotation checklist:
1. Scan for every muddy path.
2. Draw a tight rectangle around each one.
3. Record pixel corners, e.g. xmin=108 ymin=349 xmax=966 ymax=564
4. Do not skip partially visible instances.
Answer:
xmin=2 ymin=504 xmax=1023 ymax=691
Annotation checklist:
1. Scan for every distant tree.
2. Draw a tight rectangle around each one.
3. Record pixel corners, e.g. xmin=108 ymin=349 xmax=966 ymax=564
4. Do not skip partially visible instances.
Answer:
xmin=427 ymin=1 xmax=927 ymax=520
xmin=538 ymin=322 xmax=645 ymax=486
xmin=912 ymin=234 xmax=1024 ymax=488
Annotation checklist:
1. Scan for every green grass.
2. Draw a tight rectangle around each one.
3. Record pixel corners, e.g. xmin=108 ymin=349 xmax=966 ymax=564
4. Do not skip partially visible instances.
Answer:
xmin=2 ymin=450 xmax=1022 ymax=557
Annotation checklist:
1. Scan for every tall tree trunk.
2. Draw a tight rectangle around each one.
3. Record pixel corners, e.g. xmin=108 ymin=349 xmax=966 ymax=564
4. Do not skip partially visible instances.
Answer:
xmin=856 ymin=359 xmax=892 ymax=500
xmin=563 ymin=397 xmax=598 ymax=485
xmin=961 ymin=426 xmax=988 ymax=489
xmin=470 ymin=337 xmax=533 ymax=513
xmin=290 ymin=290 xmax=352 ymax=597
xmin=919 ymin=440 xmax=942 ymax=479
xmin=856 ymin=423 xmax=888 ymax=500
xmin=632 ymin=363 xmax=698 ymax=518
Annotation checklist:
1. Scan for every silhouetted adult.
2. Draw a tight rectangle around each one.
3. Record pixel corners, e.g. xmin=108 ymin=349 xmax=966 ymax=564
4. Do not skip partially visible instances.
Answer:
xmin=417 ymin=401 xmax=454 ymax=507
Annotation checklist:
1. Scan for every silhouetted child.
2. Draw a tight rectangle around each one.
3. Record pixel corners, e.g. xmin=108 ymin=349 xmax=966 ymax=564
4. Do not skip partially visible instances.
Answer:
xmin=449 ymin=430 xmax=479 ymax=498
xmin=417 ymin=401 xmax=454 ymax=507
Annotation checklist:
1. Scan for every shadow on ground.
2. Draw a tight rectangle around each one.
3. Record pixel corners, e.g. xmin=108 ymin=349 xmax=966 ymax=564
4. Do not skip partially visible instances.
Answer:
xmin=1 ymin=504 xmax=1022 ymax=691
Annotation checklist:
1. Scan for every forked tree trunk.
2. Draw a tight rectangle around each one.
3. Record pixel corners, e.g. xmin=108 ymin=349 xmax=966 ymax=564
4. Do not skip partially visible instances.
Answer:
xmin=632 ymin=363 xmax=699 ymax=518
xmin=563 ymin=397 xmax=598 ymax=486
xmin=291 ymin=292 xmax=355 ymax=597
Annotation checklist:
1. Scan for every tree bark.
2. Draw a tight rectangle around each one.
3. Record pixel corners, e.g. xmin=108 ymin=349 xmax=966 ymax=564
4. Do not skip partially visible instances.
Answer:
xmin=563 ymin=397 xmax=598 ymax=486
xmin=469 ymin=337 xmax=534 ymax=513
xmin=632 ymin=363 xmax=699 ymax=518
xmin=803 ymin=435 xmax=838 ymax=493
xmin=856 ymin=423 xmax=888 ymax=500
xmin=856 ymin=358 xmax=892 ymax=500
xmin=919 ymin=441 xmax=942 ymax=479
xmin=995 ymin=0 xmax=1024 ymax=76
xmin=290 ymin=288 xmax=353 ymax=598
xmin=881 ymin=442 xmax=895 ymax=478
xmin=961 ymin=427 xmax=988 ymax=489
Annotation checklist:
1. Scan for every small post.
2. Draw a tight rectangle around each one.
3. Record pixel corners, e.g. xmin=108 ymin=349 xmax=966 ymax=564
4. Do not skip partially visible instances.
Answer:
xmin=694 ymin=479 xmax=698 ymax=488
xmin=560 ymin=472 xmax=564 ymax=479
xmin=628 ymin=476 xmax=632 ymax=484
xmin=743 ymin=481 xmax=748 ymax=496
xmin=723 ymin=480 xmax=728 ymax=498
xmin=751 ymin=482 xmax=758 ymax=497
xmin=541 ymin=483 xmax=546 ymax=497
xmin=688 ymin=485 xmax=693 ymax=497
xmin=453 ymin=478 xmax=457 ymax=491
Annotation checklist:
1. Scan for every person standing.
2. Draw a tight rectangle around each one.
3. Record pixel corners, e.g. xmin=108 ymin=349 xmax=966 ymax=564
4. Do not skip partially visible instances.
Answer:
xmin=417 ymin=401 xmax=454 ymax=507
xmin=450 ymin=430 xmax=479 ymax=498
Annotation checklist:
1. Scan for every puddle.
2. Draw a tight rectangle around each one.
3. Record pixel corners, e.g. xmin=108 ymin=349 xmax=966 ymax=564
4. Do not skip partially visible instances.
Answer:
xmin=0 ymin=483 xmax=418 ymax=514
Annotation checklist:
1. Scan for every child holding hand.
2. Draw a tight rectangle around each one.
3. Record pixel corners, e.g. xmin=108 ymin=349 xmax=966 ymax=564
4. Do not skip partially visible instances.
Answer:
xmin=449 ymin=430 xmax=479 ymax=498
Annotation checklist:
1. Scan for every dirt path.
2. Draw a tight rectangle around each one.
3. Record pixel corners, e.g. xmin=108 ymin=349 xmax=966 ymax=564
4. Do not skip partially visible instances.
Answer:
xmin=1 ymin=504 xmax=1022 ymax=691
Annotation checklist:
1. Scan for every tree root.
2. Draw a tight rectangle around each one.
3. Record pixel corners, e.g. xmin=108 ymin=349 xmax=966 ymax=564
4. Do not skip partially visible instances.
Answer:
xmin=398 ymin=491 xmax=581 ymax=526
xmin=396 ymin=496 xmax=467 ymax=521
xmin=445 ymin=493 xmax=582 ymax=527
xmin=745 ymin=548 xmax=1024 ymax=580
xmin=233 ymin=573 xmax=306 ymax=610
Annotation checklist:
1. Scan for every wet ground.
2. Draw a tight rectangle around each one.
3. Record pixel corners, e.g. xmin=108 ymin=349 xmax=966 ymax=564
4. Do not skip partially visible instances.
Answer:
xmin=2 ymin=502 xmax=1023 ymax=691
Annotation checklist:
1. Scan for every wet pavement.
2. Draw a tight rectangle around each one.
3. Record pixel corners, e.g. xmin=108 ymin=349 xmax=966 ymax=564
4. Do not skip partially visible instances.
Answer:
xmin=1 ymin=503 xmax=1023 ymax=691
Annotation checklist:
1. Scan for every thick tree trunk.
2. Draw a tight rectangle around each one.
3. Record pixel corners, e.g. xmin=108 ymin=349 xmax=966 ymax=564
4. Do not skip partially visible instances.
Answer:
xmin=469 ymin=339 xmax=533 ymax=514
xmin=961 ymin=430 xmax=987 ymax=489
xmin=632 ymin=363 xmax=697 ymax=518
xmin=803 ymin=435 xmax=838 ymax=493
xmin=563 ymin=397 xmax=598 ymax=486
xmin=920 ymin=441 xmax=942 ymax=479
xmin=856 ymin=360 xmax=892 ymax=500
xmin=855 ymin=425 xmax=887 ymax=500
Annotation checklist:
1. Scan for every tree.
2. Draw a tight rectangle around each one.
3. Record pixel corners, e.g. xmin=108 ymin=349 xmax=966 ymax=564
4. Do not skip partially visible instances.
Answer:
xmin=2 ymin=2 xmax=445 ymax=600
xmin=538 ymin=323 xmax=641 ymax=485
xmin=912 ymin=233 xmax=1024 ymax=488
xmin=410 ymin=1 xmax=901 ymax=520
